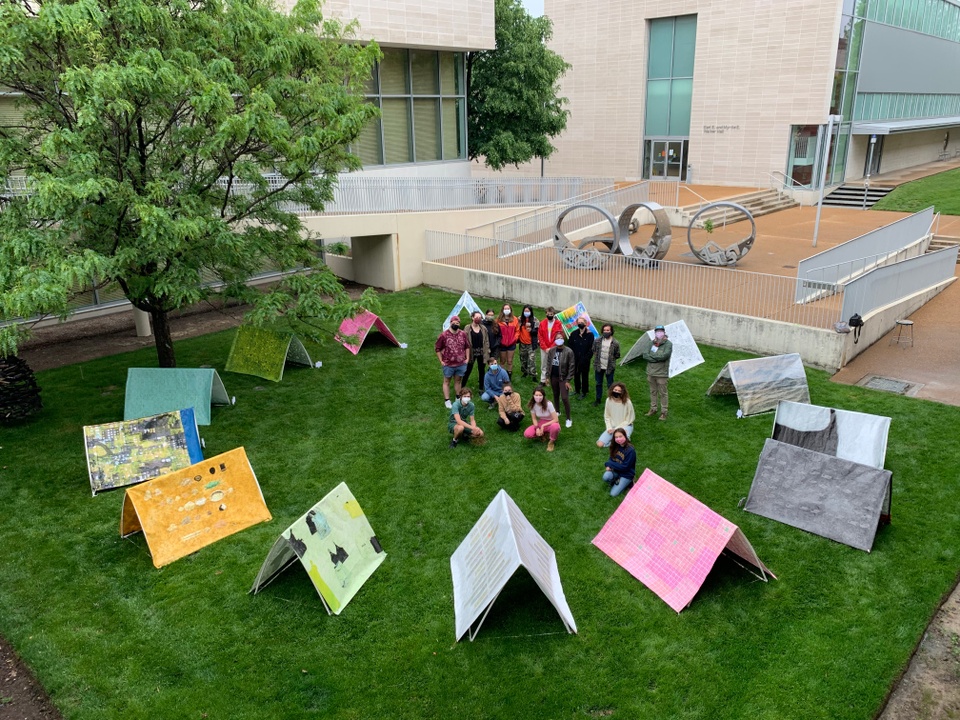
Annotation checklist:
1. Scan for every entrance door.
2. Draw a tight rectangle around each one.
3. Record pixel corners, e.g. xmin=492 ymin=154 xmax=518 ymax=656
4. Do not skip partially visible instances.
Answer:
xmin=863 ymin=135 xmax=883 ymax=177
xmin=644 ymin=139 xmax=688 ymax=180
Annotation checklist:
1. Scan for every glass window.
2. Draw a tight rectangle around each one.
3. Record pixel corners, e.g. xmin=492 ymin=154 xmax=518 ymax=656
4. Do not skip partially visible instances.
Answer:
xmin=440 ymin=53 xmax=462 ymax=95
xmin=442 ymin=98 xmax=465 ymax=159
xmin=382 ymin=98 xmax=412 ymax=163
xmin=410 ymin=51 xmax=439 ymax=95
xmin=364 ymin=64 xmax=379 ymax=95
xmin=648 ymin=19 xmax=674 ymax=79
xmin=644 ymin=79 xmax=671 ymax=135
xmin=356 ymin=107 xmax=383 ymax=166
xmin=672 ymin=15 xmax=697 ymax=77
xmin=413 ymin=98 xmax=440 ymax=161
xmin=841 ymin=73 xmax=857 ymax=119
xmin=380 ymin=49 xmax=408 ymax=95
xmin=669 ymin=79 xmax=693 ymax=134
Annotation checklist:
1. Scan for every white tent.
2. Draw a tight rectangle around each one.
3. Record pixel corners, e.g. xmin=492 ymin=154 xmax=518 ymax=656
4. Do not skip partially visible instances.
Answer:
xmin=620 ymin=319 xmax=704 ymax=377
xmin=706 ymin=353 xmax=809 ymax=416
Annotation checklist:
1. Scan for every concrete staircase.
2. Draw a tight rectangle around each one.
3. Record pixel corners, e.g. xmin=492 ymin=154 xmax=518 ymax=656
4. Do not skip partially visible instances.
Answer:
xmin=821 ymin=184 xmax=895 ymax=209
xmin=928 ymin=235 xmax=960 ymax=262
xmin=681 ymin=188 xmax=798 ymax=227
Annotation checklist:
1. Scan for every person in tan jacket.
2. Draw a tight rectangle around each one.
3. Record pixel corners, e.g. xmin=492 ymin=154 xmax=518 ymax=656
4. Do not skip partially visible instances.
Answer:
xmin=495 ymin=382 xmax=525 ymax=431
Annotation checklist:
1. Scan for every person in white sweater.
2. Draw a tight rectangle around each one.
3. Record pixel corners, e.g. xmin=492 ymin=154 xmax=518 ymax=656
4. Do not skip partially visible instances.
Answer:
xmin=596 ymin=382 xmax=636 ymax=448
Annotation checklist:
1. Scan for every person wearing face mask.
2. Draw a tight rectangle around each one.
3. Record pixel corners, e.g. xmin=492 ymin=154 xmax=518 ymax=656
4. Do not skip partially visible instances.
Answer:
xmin=568 ymin=317 xmax=595 ymax=400
xmin=461 ymin=311 xmax=492 ymax=389
xmin=495 ymin=382 xmax=525 ymax=431
xmin=480 ymin=360 xmax=511 ymax=407
xmin=537 ymin=306 xmax=564 ymax=383
xmin=641 ymin=325 xmax=673 ymax=421
xmin=436 ymin=316 xmax=471 ymax=409
xmin=603 ymin=428 xmax=637 ymax=497
xmin=483 ymin=309 xmax=501 ymax=360
xmin=596 ymin=382 xmax=635 ymax=448
xmin=524 ymin=385 xmax=561 ymax=451
xmin=517 ymin=305 xmax=540 ymax=381
xmin=496 ymin=304 xmax=520 ymax=378
xmin=448 ymin=388 xmax=484 ymax=448
xmin=592 ymin=324 xmax=621 ymax=406
xmin=545 ymin=335 xmax=576 ymax=428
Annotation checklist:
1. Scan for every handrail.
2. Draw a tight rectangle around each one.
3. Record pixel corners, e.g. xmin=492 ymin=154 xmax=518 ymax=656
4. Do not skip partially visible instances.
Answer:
xmin=680 ymin=185 xmax=709 ymax=211
xmin=767 ymin=171 xmax=803 ymax=200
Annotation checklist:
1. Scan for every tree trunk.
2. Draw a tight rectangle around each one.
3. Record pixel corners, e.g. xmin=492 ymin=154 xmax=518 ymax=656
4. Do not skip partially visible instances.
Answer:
xmin=150 ymin=309 xmax=177 ymax=368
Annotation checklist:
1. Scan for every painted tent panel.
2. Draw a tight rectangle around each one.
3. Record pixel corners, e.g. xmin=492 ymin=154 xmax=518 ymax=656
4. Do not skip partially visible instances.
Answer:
xmin=556 ymin=302 xmax=600 ymax=338
xmin=120 ymin=447 xmax=271 ymax=567
xmin=250 ymin=482 xmax=386 ymax=615
xmin=451 ymin=489 xmax=576 ymax=641
xmin=593 ymin=468 xmax=773 ymax=613
xmin=620 ymin=320 xmax=704 ymax=377
xmin=772 ymin=400 xmax=890 ymax=469
xmin=84 ymin=408 xmax=203 ymax=495
xmin=336 ymin=311 xmax=401 ymax=355
xmin=124 ymin=368 xmax=231 ymax=426
xmin=225 ymin=326 xmax=312 ymax=382
xmin=706 ymin=353 xmax=810 ymax=416
xmin=745 ymin=439 xmax=892 ymax=552
xmin=443 ymin=291 xmax=483 ymax=330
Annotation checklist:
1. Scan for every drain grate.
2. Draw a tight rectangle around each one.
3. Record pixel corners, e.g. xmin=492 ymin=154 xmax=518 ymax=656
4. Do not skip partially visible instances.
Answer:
xmin=858 ymin=374 xmax=923 ymax=396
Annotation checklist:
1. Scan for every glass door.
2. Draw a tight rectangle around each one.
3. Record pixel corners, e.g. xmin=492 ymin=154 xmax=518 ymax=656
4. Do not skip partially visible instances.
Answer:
xmin=643 ymin=139 xmax=689 ymax=180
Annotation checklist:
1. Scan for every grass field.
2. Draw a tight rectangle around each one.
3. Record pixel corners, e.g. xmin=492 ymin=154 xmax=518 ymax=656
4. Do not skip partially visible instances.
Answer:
xmin=2 ymin=286 xmax=960 ymax=719
xmin=872 ymin=167 xmax=960 ymax=215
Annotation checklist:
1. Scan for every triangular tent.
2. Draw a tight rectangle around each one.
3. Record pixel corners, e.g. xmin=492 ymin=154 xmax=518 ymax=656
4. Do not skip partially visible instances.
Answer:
xmin=772 ymin=400 xmax=891 ymax=469
xmin=593 ymin=468 xmax=774 ymax=613
xmin=335 ymin=310 xmax=402 ymax=356
xmin=451 ymin=489 xmax=577 ymax=641
xmin=84 ymin=408 xmax=204 ymax=495
xmin=706 ymin=353 xmax=810 ymax=416
xmin=225 ymin=326 xmax=313 ymax=382
xmin=745 ymin=438 xmax=892 ymax=552
xmin=620 ymin=319 xmax=704 ymax=377
xmin=251 ymin=482 xmax=386 ymax=614
xmin=120 ymin=447 xmax=271 ymax=568
xmin=442 ymin=291 xmax=482 ymax=331
xmin=556 ymin=301 xmax=599 ymax=338
xmin=125 ymin=368 xmax=231 ymax=426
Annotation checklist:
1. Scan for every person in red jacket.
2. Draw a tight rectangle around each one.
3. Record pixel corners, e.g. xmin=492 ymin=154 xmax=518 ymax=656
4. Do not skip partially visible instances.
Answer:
xmin=497 ymin=303 xmax=520 ymax=378
xmin=537 ymin=306 xmax=565 ymax=383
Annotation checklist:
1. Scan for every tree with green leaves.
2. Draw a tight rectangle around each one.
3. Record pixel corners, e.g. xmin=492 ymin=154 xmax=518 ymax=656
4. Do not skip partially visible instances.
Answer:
xmin=467 ymin=0 xmax=570 ymax=171
xmin=0 ymin=0 xmax=381 ymax=367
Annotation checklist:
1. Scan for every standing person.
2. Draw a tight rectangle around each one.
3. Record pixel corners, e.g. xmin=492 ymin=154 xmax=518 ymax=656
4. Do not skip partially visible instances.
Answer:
xmin=461 ymin=311 xmax=491 ymax=389
xmin=524 ymin=385 xmax=561 ymax=451
xmin=537 ymin=306 xmax=564 ymax=383
xmin=480 ymin=360 xmax=510 ymax=407
xmin=568 ymin=318 xmax=595 ymax=399
xmin=448 ymin=387 xmax=484 ymax=448
xmin=497 ymin=303 xmax=520 ymax=377
xmin=592 ymin=323 xmax=621 ymax=406
xmin=436 ymin=316 xmax=470 ymax=409
xmin=517 ymin=305 xmax=540 ymax=381
xmin=484 ymin=309 xmax=501 ymax=362
xmin=642 ymin=324 xmax=673 ymax=421
xmin=602 ymin=428 xmax=637 ymax=497
xmin=545 ymin=336 xmax=576 ymax=428
xmin=495 ymin=381 xmax=525 ymax=431
xmin=596 ymin=382 xmax=635 ymax=447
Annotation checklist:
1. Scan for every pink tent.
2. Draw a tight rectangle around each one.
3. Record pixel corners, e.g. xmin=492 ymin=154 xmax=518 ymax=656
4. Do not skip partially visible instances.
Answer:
xmin=335 ymin=311 xmax=401 ymax=355
xmin=593 ymin=468 xmax=775 ymax=613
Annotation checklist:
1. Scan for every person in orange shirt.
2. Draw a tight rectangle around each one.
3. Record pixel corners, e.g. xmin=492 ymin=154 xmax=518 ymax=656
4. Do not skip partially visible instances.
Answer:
xmin=497 ymin=303 xmax=520 ymax=378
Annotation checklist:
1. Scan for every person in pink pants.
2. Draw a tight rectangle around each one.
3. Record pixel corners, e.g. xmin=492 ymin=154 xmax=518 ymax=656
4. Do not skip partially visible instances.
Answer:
xmin=524 ymin=385 xmax=561 ymax=452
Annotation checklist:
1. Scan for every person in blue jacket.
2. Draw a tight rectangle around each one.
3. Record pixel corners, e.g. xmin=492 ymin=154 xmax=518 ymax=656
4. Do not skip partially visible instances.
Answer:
xmin=602 ymin=428 xmax=637 ymax=497
xmin=480 ymin=360 xmax=511 ymax=407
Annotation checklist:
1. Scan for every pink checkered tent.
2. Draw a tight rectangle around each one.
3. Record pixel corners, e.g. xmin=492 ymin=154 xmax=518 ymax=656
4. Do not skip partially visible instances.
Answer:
xmin=335 ymin=311 xmax=401 ymax=355
xmin=593 ymin=468 xmax=775 ymax=613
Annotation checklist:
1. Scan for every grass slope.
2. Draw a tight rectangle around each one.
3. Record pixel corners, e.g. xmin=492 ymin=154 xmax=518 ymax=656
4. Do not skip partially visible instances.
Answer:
xmin=1 ymin=286 xmax=959 ymax=719
xmin=872 ymin=167 xmax=960 ymax=215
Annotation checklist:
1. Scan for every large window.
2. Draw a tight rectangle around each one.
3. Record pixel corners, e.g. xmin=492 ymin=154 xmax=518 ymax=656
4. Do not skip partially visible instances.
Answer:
xmin=355 ymin=49 xmax=466 ymax=167
xmin=854 ymin=91 xmax=960 ymax=120
xmin=866 ymin=0 xmax=960 ymax=42
xmin=644 ymin=16 xmax=697 ymax=137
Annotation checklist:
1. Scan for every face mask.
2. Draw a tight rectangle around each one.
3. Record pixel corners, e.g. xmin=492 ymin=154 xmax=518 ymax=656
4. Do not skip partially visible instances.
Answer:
xmin=523 ymin=311 xmax=531 ymax=317
xmin=489 ymin=364 xmax=498 ymax=371
xmin=547 ymin=314 xmax=555 ymax=320
xmin=577 ymin=323 xmax=585 ymax=329
xmin=451 ymin=323 xmax=460 ymax=330
xmin=472 ymin=317 xmax=481 ymax=324
xmin=554 ymin=338 xmax=564 ymax=346
xmin=534 ymin=395 xmax=543 ymax=403
xmin=655 ymin=331 xmax=666 ymax=340
xmin=613 ymin=391 xmax=622 ymax=398
xmin=615 ymin=435 xmax=627 ymax=445
xmin=602 ymin=331 xmax=611 ymax=338
xmin=503 ymin=309 xmax=511 ymax=316
xmin=461 ymin=396 xmax=471 ymax=404
xmin=504 ymin=391 xmax=513 ymax=396
xmin=485 ymin=316 xmax=494 ymax=323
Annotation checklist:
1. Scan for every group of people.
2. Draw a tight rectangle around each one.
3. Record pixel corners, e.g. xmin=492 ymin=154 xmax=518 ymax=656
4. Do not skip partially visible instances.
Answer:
xmin=438 ymin=305 xmax=674 ymax=497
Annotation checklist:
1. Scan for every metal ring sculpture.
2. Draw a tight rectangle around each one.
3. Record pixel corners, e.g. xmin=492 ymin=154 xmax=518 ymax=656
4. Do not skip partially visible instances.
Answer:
xmin=686 ymin=202 xmax=757 ymax=266
xmin=553 ymin=201 xmax=672 ymax=270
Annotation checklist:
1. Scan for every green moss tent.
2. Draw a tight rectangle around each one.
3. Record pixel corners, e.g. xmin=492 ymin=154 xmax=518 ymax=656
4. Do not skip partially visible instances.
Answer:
xmin=225 ymin=326 xmax=313 ymax=382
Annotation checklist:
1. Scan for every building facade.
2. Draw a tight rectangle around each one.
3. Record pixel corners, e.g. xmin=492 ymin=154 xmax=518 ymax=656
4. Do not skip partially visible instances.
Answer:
xmin=536 ymin=0 xmax=960 ymax=187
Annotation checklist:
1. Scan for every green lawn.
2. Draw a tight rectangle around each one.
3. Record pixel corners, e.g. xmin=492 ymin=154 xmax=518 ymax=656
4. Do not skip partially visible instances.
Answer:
xmin=872 ymin=166 xmax=960 ymax=214
xmin=2 ymin=286 xmax=959 ymax=719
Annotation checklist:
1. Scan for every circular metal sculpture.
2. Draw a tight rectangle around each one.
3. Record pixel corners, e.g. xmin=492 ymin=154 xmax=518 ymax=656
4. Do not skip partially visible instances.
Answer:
xmin=687 ymin=202 xmax=757 ymax=266
xmin=553 ymin=202 xmax=672 ymax=269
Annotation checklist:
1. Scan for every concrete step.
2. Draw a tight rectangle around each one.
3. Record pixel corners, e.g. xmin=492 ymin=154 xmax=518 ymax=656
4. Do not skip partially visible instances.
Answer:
xmin=685 ymin=189 xmax=798 ymax=226
xmin=822 ymin=184 xmax=895 ymax=209
xmin=928 ymin=235 xmax=960 ymax=262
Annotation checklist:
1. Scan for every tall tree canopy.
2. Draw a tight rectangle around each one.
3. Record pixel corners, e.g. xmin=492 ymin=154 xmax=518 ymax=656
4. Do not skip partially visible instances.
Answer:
xmin=0 ymin=0 xmax=380 ymax=367
xmin=467 ymin=0 xmax=570 ymax=171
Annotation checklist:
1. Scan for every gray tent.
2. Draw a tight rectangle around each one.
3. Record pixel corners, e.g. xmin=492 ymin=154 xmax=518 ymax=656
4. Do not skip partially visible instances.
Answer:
xmin=707 ymin=353 xmax=809 ymax=416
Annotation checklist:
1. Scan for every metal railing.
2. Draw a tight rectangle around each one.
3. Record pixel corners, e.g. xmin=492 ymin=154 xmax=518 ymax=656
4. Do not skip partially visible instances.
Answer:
xmin=425 ymin=231 xmax=844 ymax=329
xmin=766 ymin=171 xmax=804 ymax=200
xmin=796 ymin=241 xmax=929 ymax=303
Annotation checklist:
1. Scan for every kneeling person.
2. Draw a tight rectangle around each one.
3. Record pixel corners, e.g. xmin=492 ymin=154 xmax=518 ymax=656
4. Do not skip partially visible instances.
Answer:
xmin=495 ymin=382 xmax=525 ymax=431
xmin=603 ymin=428 xmax=636 ymax=497
xmin=449 ymin=388 xmax=484 ymax=448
